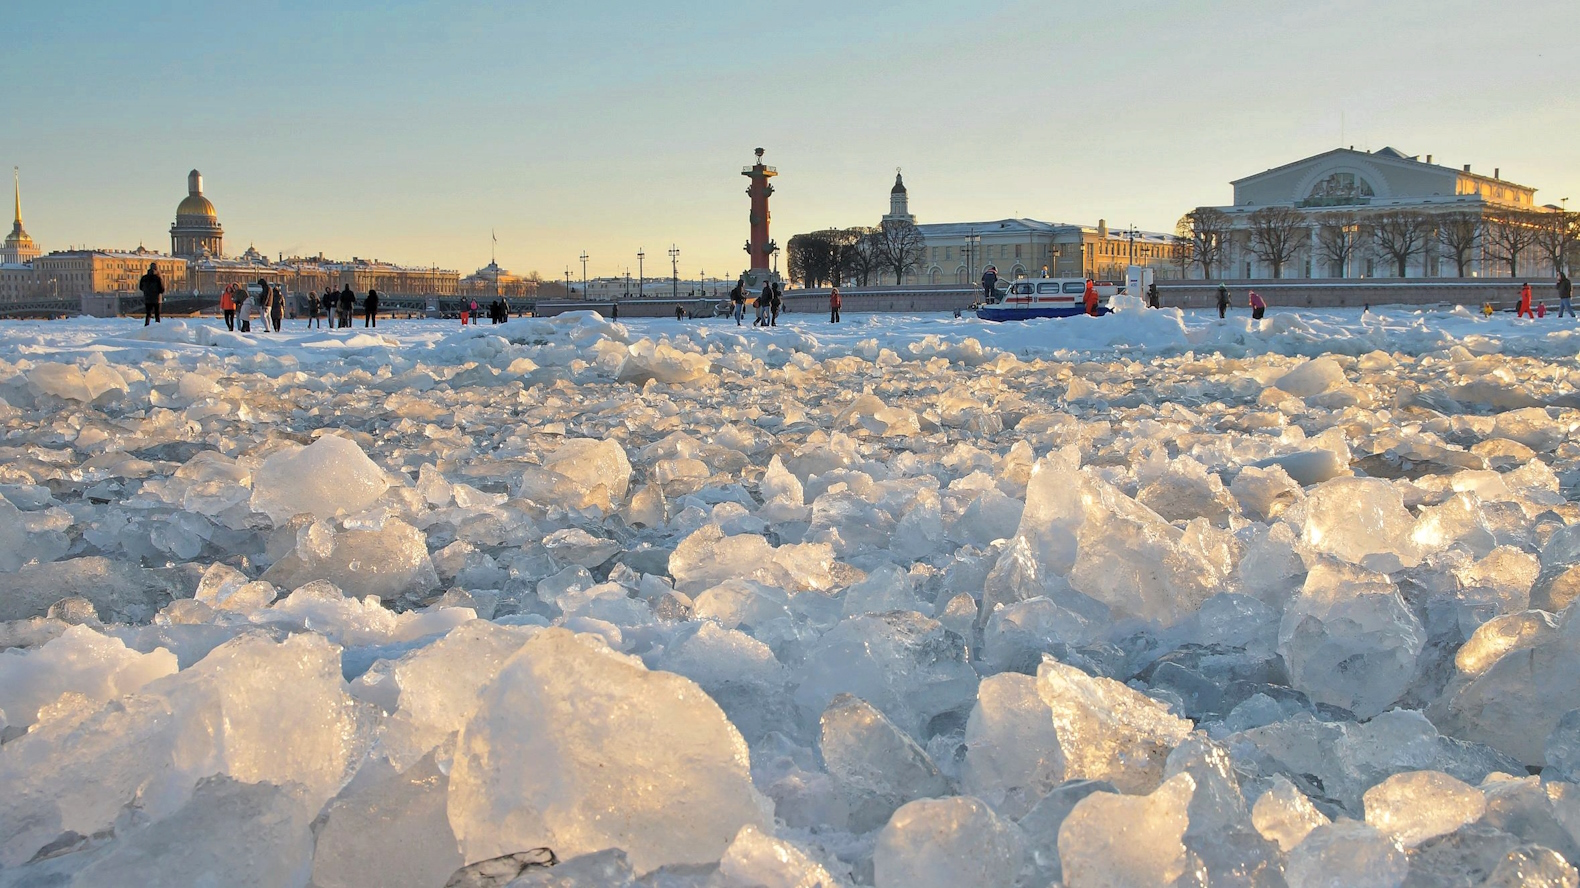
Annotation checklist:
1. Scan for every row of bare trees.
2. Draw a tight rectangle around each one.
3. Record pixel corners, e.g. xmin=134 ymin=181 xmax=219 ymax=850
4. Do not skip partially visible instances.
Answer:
xmin=787 ymin=221 xmax=927 ymax=288
xmin=1176 ymin=207 xmax=1578 ymax=280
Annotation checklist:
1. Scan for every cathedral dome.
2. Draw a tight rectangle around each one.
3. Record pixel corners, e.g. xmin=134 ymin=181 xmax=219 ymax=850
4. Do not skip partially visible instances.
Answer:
xmin=177 ymin=193 xmax=217 ymax=218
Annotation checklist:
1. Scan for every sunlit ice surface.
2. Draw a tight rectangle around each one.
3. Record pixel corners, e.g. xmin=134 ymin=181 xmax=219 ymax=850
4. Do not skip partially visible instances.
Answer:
xmin=3 ymin=300 xmax=1580 ymax=885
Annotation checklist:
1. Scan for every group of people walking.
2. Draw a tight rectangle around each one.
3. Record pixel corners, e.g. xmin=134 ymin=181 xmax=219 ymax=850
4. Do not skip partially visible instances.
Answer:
xmin=218 ymin=281 xmax=287 ymax=332
xmin=729 ymin=280 xmax=786 ymax=326
xmin=1215 ymin=283 xmax=1266 ymax=320
xmin=1505 ymin=274 xmax=1575 ymax=319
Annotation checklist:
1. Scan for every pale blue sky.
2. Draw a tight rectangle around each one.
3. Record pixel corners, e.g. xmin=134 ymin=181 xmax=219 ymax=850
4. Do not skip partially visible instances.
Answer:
xmin=5 ymin=0 xmax=1577 ymax=281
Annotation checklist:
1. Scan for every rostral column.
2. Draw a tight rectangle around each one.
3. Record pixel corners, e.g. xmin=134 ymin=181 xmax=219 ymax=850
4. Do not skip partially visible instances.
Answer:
xmin=741 ymin=148 xmax=778 ymax=288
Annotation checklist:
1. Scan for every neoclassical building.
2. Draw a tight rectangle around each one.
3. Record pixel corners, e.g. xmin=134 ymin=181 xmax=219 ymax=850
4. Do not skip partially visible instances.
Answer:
xmin=883 ymin=174 xmax=1180 ymax=283
xmin=1199 ymin=146 xmax=1552 ymax=278
xmin=170 ymin=170 xmax=224 ymax=259
xmin=3 ymin=169 xmax=41 ymax=265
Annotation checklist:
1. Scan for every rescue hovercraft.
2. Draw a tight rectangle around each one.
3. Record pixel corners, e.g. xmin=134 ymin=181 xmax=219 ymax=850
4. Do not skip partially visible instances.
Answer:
xmin=975 ymin=277 xmax=1114 ymax=321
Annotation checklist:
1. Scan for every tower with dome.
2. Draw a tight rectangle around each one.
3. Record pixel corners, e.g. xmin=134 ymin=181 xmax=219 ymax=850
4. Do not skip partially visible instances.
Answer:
xmin=169 ymin=169 xmax=224 ymax=258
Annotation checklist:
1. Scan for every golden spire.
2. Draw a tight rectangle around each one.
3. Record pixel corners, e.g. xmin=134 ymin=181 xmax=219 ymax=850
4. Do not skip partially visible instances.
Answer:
xmin=12 ymin=167 xmax=20 ymax=228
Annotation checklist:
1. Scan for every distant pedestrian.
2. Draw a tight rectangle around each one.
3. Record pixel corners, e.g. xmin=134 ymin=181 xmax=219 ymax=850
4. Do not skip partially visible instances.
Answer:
xmin=675 ymin=304 xmax=685 ymax=321
xmin=829 ymin=286 xmax=842 ymax=323
xmin=238 ymin=290 xmax=254 ymax=333
xmin=1147 ymin=282 xmax=1160 ymax=309
xmin=1482 ymin=302 xmax=1495 ymax=318
xmin=1216 ymin=283 xmax=1230 ymax=319
xmin=981 ymin=265 xmax=999 ymax=304
xmin=771 ymin=281 xmax=782 ymax=326
xmin=1538 ymin=302 xmax=1547 ymax=318
xmin=220 ymin=285 xmax=237 ymax=331
xmin=139 ymin=263 xmax=164 ymax=325
xmin=1249 ymin=290 xmax=1266 ymax=319
xmin=470 ymin=299 xmax=479 ymax=324
xmin=1518 ymin=282 xmax=1534 ymax=318
xmin=338 ymin=286 xmax=354 ymax=328
xmin=501 ymin=297 xmax=512 ymax=320
xmin=1083 ymin=278 xmax=1099 ymax=316
xmin=269 ymin=285 xmax=284 ymax=332
xmin=611 ymin=302 xmax=619 ymax=320
xmin=1559 ymin=271 xmax=1574 ymax=318
xmin=363 ymin=288 xmax=379 ymax=327
xmin=321 ymin=289 xmax=335 ymax=325
xmin=306 ymin=290 xmax=321 ymax=328
xmin=731 ymin=282 xmax=745 ymax=325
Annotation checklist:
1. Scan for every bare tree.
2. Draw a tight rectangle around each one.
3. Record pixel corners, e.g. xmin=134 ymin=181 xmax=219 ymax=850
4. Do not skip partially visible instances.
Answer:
xmin=1170 ymin=234 xmax=1193 ymax=278
xmin=1178 ymin=208 xmax=1230 ymax=279
xmin=1535 ymin=210 xmax=1578 ymax=276
xmin=1435 ymin=212 xmax=1482 ymax=278
xmin=845 ymin=228 xmax=884 ymax=286
xmin=1484 ymin=211 xmax=1543 ymax=277
xmin=1247 ymin=206 xmax=1306 ymax=279
xmin=1372 ymin=210 xmax=1432 ymax=277
xmin=1314 ymin=212 xmax=1367 ymax=278
xmin=876 ymin=220 xmax=927 ymax=285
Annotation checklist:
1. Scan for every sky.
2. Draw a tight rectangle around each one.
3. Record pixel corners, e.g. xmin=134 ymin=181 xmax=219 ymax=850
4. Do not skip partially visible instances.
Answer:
xmin=4 ymin=0 xmax=1578 ymax=282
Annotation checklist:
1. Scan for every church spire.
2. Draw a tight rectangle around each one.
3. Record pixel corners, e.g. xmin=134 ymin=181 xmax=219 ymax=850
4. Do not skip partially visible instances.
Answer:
xmin=12 ymin=167 xmax=20 ymax=228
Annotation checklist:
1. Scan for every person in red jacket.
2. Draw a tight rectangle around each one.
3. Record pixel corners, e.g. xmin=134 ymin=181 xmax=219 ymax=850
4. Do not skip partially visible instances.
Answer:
xmin=1518 ymin=282 xmax=1534 ymax=318
xmin=829 ymin=287 xmax=842 ymax=323
xmin=219 ymin=285 xmax=236 ymax=331
xmin=1083 ymin=279 xmax=1099 ymax=316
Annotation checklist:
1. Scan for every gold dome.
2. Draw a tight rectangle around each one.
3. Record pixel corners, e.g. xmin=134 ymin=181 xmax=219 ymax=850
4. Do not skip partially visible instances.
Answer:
xmin=177 ymin=193 xmax=216 ymax=218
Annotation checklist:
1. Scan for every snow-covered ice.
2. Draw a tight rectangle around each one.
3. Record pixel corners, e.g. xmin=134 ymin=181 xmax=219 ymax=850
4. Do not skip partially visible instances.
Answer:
xmin=1 ymin=304 xmax=1580 ymax=884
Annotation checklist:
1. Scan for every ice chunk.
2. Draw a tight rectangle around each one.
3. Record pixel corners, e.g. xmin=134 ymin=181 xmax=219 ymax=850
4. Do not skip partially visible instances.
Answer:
xmin=1137 ymin=455 xmax=1237 ymax=524
xmin=261 ymin=518 xmax=440 ymax=603
xmin=794 ymin=611 xmax=977 ymax=741
xmin=1017 ymin=779 xmax=1115 ymax=886
xmin=1230 ymin=463 xmax=1305 ymax=522
xmin=250 ymin=435 xmax=390 ymax=524
xmin=655 ymin=621 xmax=794 ymax=745
xmin=1251 ymin=775 xmax=1330 ymax=852
xmin=542 ymin=527 xmax=621 ymax=567
xmin=1456 ymin=545 xmax=1541 ymax=616
xmin=544 ymin=437 xmax=633 ymax=503
xmin=0 ymin=624 xmax=177 ymax=731
xmin=1278 ymin=561 xmax=1424 ymax=718
xmin=1282 ymin=821 xmax=1406 ymax=888
xmin=1057 ymin=773 xmax=1194 ymax=888
xmin=1301 ymin=476 xmax=1421 ymax=572
xmin=671 ymin=524 xmax=836 ymax=596
xmin=1251 ymin=449 xmax=1350 ymax=487
xmin=1434 ymin=626 xmax=1580 ymax=765
xmin=311 ymin=753 xmax=462 ymax=888
xmin=447 ymin=629 xmax=770 ymax=873
xmin=440 ymin=848 xmax=561 ymax=888
xmin=819 ymin=694 xmax=951 ymax=832
xmin=1492 ymin=407 xmax=1566 ymax=452
xmin=1276 ymin=356 xmax=1347 ymax=397
xmin=717 ymin=824 xmax=843 ymax=888
xmin=618 ymin=339 xmax=712 ymax=385
xmin=841 ymin=562 xmax=926 ymax=618
xmin=1545 ymin=710 xmax=1580 ymax=785
xmin=1454 ymin=610 xmax=1558 ymax=677
xmin=27 ymin=361 xmax=128 ymax=402
xmin=64 ymin=776 xmax=315 ymax=888
xmin=961 ymin=672 xmax=1065 ymax=818
xmin=194 ymin=562 xmax=278 ymax=612
xmin=1483 ymin=845 xmax=1580 ymax=887
xmin=874 ymin=796 xmax=1023 ymax=888
xmin=1036 ymin=657 xmax=1192 ymax=794
xmin=1362 ymin=770 xmax=1485 ymax=847
xmin=366 ymin=620 xmax=534 ymax=769
xmin=1164 ymin=733 xmax=1283 ymax=885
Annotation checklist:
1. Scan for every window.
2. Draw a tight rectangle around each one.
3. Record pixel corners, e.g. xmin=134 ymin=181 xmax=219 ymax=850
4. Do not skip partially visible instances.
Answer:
xmin=1062 ymin=282 xmax=1085 ymax=294
xmin=1015 ymin=244 xmax=1023 ymax=259
xmin=1037 ymin=283 xmax=1059 ymax=294
xmin=1013 ymin=282 xmax=1034 ymax=295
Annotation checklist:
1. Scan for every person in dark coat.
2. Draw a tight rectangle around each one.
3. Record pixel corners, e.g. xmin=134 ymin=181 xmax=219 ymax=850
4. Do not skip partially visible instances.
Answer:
xmin=1216 ymin=283 xmax=1230 ymax=319
xmin=364 ymin=289 xmax=380 ymax=327
xmin=269 ymin=285 xmax=284 ymax=332
xmin=338 ymin=286 xmax=355 ymax=328
xmin=306 ymin=290 xmax=321 ymax=328
xmin=771 ymin=281 xmax=782 ymax=326
xmin=1559 ymin=271 xmax=1574 ymax=318
xmin=981 ymin=265 xmax=999 ymax=304
xmin=675 ymin=304 xmax=685 ymax=320
xmin=321 ymin=289 xmax=335 ymax=324
xmin=1147 ymin=282 xmax=1160 ymax=309
xmin=731 ymin=282 xmax=745 ymax=325
xmin=139 ymin=263 xmax=165 ymax=325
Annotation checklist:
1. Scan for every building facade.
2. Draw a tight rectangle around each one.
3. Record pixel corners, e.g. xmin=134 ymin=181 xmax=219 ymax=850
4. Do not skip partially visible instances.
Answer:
xmin=460 ymin=261 xmax=537 ymax=298
xmin=33 ymin=248 xmax=189 ymax=300
xmin=170 ymin=170 xmax=224 ymax=259
xmin=2 ymin=170 xmax=41 ymax=265
xmin=1198 ymin=146 xmax=1559 ymax=279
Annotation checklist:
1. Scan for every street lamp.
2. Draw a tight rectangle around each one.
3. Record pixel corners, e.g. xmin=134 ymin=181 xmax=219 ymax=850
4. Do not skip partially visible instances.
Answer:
xmin=1124 ymin=224 xmax=1139 ymax=266
xmin=624 ymin=269 xmax=631 ymax=297
xmin=963 ymin=230 xmax=980 ymax=285
xmin=669 ymin=244 xmax=680 ymax=300
xmin=579 ymin=251 xmax=589 ymax=297
xmin=565 ymin=267 xmax=572 ymax=300
xmin=637 ymin=248 xmax=645 ymax=298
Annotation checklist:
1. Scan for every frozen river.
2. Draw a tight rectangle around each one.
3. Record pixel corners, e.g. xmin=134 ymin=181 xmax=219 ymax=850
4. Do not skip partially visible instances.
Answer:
xmin=1 ymin=299 xmax=1579 ymax=886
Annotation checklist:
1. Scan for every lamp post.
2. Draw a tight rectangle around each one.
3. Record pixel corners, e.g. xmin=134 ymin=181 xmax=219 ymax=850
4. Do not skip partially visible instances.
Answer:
xmin=637 ymin=248 xmax=645 ymax=298
xmin=964 ymin=230 xmax=980 ymax=286
xmin=669 ymin=244 xmax=680 ymax=300
xmin=579 ymin=251 xmax=588 ymax=297
xmin=624 ymin=269 xmax=631 ymax=297
xmin=565 ymin=267 xmax=572 ymax=300
xmin=1124 ymin=224 xmax=1139 ymax=268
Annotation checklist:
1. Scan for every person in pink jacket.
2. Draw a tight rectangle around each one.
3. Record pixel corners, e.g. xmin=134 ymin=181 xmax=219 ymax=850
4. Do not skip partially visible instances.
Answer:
xmin=1249 ymin=290 xmax=1266 ymax=319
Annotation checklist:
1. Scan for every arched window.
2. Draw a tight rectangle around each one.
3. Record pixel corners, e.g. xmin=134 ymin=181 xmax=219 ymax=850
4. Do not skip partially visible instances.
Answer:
xmin=955 ymin=266 xmax=969 ymax=285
